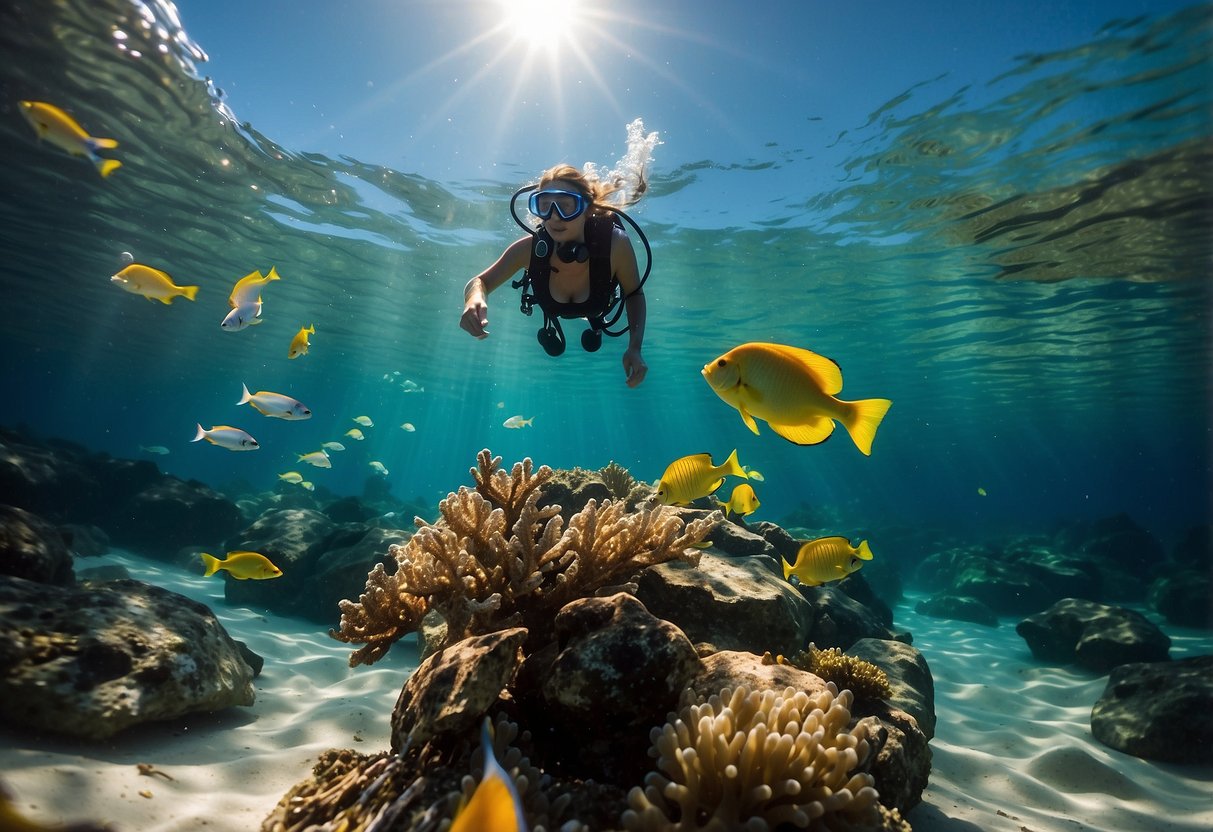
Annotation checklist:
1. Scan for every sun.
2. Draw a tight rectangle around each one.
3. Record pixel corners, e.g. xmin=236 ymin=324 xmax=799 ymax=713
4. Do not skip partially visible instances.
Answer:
xmin=498 ymin=0 xmax=583 ymax=45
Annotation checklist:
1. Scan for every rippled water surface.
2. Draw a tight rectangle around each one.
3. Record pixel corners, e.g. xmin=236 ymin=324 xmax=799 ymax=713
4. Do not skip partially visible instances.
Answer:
xmin=1 ymin=0 xmax=1209 ymax=537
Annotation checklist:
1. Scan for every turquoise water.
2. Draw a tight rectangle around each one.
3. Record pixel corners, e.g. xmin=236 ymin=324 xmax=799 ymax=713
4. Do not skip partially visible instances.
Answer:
xmin=1 ymin=1 xmax=1209 ymax=544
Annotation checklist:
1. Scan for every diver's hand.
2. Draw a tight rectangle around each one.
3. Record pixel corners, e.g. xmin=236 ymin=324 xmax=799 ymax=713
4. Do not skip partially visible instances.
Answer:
xmin=623 ymin=347 xmax=647 ymax=388
xmin=460 ymin=300 xmax=489 ymax=339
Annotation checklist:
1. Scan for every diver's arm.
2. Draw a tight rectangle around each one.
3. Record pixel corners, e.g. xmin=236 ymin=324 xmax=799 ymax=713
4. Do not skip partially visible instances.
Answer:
xmin=613 ymin=227 xmax=648 ymax=387
xmin=460 ymin=236 xmax=531 ymax=339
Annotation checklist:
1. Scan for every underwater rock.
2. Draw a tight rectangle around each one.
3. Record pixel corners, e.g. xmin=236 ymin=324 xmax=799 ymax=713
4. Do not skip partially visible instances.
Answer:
xmin=913 ymin=544 xmax=999 ymax=593
xmin=0 ymin=575 xmax=254 ymax=739
xmin=109 ymin=476 xmax=243 ymax=556
xmin=1091 ymin=655 xmax=1213 ymax=764
xmin=635 ymin=551 xmax=810 ymax=656
xmin=1069 ymin=512 xmax=1166 ymax=584
xmin=797 ymin=584 xmax=905 ymax=651
xmin=390 ymin=627 xmax=527 ymax=752
xmin=848 ymin=637 xmax=936 ymax=741
xmin=1172 ymin=523 xmax=1213 ymax=571
xmin=0 ymin=504 xmax=74 ymax=586
xmin=302 ymin=527 xmax=410 ymax=623
xmin=852 ymin=705 xmax=932 ymax=814
xmin=221 ymin=508 xmax=336 ymax=612
xmin=323 ymin=495 xmax=377 ymax=524
xmin=699 ymin=514 xmax=780 ymax=559
xmin=950 ymin=556 xmax=1056 ymax=615
xmin=915 ymin=592 xmax=999 ymax=627
xmin=1148 ymin=570 xmax=1213 ymax=629
xmin=1016 ymin=598 xmax=1171 ymax=673
xmin=747 ymin=519 xmax=803 ymax=560
xmin=690 ymin=649 xmax=830 ymax=701
xmin=58 ymin=522 xmax=110 ymax=557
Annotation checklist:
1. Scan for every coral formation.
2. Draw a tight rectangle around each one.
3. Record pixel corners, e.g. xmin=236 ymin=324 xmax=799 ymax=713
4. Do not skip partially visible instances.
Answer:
xmin=770 ymin=645 xmax=893 ymax=703
xmin=330 ymin=450 xmax=721 ymax=666
xmin=600 ymin=459 xmax=637 ymax=500
xmin=622 ymin=684 xmax=882 ymax=831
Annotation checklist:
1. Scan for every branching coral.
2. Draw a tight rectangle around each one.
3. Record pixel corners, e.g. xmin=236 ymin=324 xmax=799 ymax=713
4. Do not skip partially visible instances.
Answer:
xmin=600 ymin=460 xmax=637 ymax=500
xmin=622 ymin=684 xmax=881 ymax=832
xmin=770 ymin=646 xmax=893 ymax=704
xmin=331 ymin=450 xmax=721 ymax=666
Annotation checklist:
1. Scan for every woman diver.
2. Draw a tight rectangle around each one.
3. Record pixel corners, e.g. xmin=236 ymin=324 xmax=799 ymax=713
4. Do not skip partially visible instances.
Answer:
xmin=459 ymin=164 xmax=651 ymax=388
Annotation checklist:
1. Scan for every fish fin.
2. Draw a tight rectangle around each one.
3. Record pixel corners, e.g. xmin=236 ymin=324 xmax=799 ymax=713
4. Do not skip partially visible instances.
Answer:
xmin=191 ymin=424 xmax=207 ymax=443
xmin=88 ymin=137 xmax=119 ymax=150
xmin=238 ymin=384 xmax=252 ymax=406
xmin=738 ymin=405 xmax=760 ymax=435
xmin=840 ymin=398 xmax=892 ymax=456
xmin=155 ymin=294 xmax=174 ymax=305
xmin=767 ymin=343 xmax=845 ymax=395
xmin=266 ymin=266 xmax=281 ymax=281
xmin=181 ymin=285 xmax=199 ymax=301
xmin=856 ymin=540 xmax=874 ymax=560
xmin=95 ymin=158 xmax=121 ymax=177
xmin=768 ymin=417 xmax=835 ymax=446
xmin=249 ymin=317 xmax=264 ymax=325
xmin=721 ymin=448 xmax=748 ymax=479
xmin=781 ymin=557 xmax=793 ymax=581
xmin=200 ymin=553 xmax=221 ymax=577
xmin=708 ymin=477 xmax=725 ymax=495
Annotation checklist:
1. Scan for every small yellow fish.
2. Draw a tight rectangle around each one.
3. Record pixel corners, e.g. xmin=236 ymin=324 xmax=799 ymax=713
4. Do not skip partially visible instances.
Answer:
xmin=18 ymin=100 xmax=121 ymax=177
xmin=238 ymin=383 xmax=311 ymax=420
xmin=321 ymin=441 xmax=346 ymax=452
xmin=400 ymin=422 xmax=416 ymax=432
xmin=201 ymin=551 xmax=283 ymax=580
xmin=702 ymin=342 xmax=892 ymax=455
xmin=345 ymin=428 xmax=365 ymax=441
xmin=111 ymin=264 xmax=199 ymax=304
xmin=655 ymin=449 xmax=747 ymax=506
xmin=783 ymin=536 xmax=874 ymax=587
xmin=298 ymin=450 xmax=331 ymax=468
xmin=503 ymin=415 xmax=533 ymax=429
xmin=191 ymin=424 xmax=258 ymax=451
xmin=278 ymin=471 xmax=304 ymax=484
xmin=743 ymin=466 xmax=765 ymax=482
xmin=228 ymin=267 xmax=281 ymax=308
xmin=300 ymin=481 xmax=314 ymax=491
xmin=724 ymin=483 xmax=761 ymax=518
xmin=352 ymin=416 xmax=374 ymax=427
xmin=977 ymin=487 xmax=988 ymax=497
xmin=450 ymin=719 xmax=528 ymax=832
xmin=369 ymin=460 xmax=389 ymax=476
xmin=288 ymin=324 xmax=315 ymax=359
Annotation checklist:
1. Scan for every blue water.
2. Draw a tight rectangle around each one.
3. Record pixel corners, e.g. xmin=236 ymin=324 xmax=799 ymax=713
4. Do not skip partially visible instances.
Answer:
xmin=0 ymin=1 xmax=1209 ymax=547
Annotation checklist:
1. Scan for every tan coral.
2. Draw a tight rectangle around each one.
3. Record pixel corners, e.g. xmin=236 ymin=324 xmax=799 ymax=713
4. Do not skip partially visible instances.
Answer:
xmin=773 ymin=645 xmax=893 ymax=704
xmin=599 ymin=460 xmax=637 ymax=500
xmin=622 ymin=684 xmax=882 ymax=831
xmin=331 ymin=450 xmax=722 ymax=666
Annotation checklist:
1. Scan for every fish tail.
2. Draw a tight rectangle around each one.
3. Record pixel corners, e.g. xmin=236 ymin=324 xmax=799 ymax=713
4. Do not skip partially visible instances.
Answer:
xmin=238 ymin=383 xmax=252 ymax=406
xmin=781 ymin=556 xmax=793 ymax=581
xmin=181 ymin=285 xmax=199 ymax=301
xmin=87 ymin=136 xmax=119 ymax=150
xmin=95 ymin=158 xmax=122 ymax=178
xmin=306 ymin=324 xmax=315 ymax=334
xmin=191 ymin=423 xmax=207 ymax=443
xmin=856 ymin=539 xmax=874 ymax=560
xmin=200 ymin=553 xmax=222 ymax=577
xmin=841 ymin=398 xmax=892 ymax=456
xmin=722 ymin=448 xmax=748 ymax=479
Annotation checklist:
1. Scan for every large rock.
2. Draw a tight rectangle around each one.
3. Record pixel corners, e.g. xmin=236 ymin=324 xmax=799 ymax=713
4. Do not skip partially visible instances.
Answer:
xmin=1015 ymin=598 xmax=1171 ymax=673
xmin=301 ymin=527 xmax=410 ymax=623
xmin=0 ymin=575 xmax=254 ymax=739
xmin=390 ymin=627 xmax=527 ymax=752
xmin=797 ymin=584 xmax=905 ymax=650
xmin=636 ymin=552 xmax=810 ymax=656
xmin=1091 ymin=655 xmax=1213 ymax=764
xmin=848 ymin=638 xmax=936 ymax=741
xmin=0 ymin=504 xmax=74 ymax=586
xmin=220 ymin=508 xmax=336 ymax=612
xmin=110 ymin=477 xmax=243 ymax=556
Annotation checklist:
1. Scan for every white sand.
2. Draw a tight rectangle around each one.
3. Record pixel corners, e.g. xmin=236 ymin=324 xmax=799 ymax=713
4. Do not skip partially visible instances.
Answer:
xmin=2 ymin=552 xmax=1211 ymax=831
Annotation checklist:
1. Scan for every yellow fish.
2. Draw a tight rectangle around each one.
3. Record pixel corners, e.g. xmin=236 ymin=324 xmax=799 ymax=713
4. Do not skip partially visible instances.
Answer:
xmin=783 ymin=536 xmax=873 ymax=587
xmin=702 ymin=342 xmax=892 ymax=456
xmin=278 ymin=471 xmax=304 ymax=484
xmin=288 ymin=324 xmax=315 ymax=359
xmin=352 ymin=416 xmax=374 ymax=427
xmin=743 ymin=466 xmax=765 ymax=482
xmin=977 ymin=487 xmax=988 ymax=497
xmin=300 ymin=481 xmax=314 ymax=491
xmin=369 ymin=460 xmax=389 ymax=476
xmin=450 ymin=719 xmax=528 ymax=832
xmin=655 ymin=449 xmax=747 ymax=506
xmin=238 ymin=383 xmax=312 ymax=420
xmin=19 ymin=100 xmax=121 ymax=177
xmin=111 ymin=264 xmax=199 ymax=304
xmin=201 ymin=551 xmax=282 ymax=580
xmin=191 ymin=424 xmax=258 ymax=451
xmin=228 ymin=267 xmax=281 ymax=308
xmin=724 ymin=483 xmax=761 ymax=518
xmin=298 ymin=450 xmax=331 ymax=468
xmin=345 ymin=428 xmax=365 ymax=441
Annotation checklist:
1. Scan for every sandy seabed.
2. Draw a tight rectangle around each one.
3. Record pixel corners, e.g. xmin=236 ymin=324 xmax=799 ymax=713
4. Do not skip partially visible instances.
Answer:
xmin=2 ymin=550 xmax=1211 ymax=832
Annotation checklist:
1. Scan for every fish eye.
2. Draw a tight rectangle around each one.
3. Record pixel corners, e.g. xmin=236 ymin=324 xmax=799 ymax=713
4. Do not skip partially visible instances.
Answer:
xmin=716 ymin=359 xmax=727 ymax=367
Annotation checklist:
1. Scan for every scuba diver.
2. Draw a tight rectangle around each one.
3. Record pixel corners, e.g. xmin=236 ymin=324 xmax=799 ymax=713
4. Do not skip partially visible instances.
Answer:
xmin=459 ymin=164 xmax=652 ymax=388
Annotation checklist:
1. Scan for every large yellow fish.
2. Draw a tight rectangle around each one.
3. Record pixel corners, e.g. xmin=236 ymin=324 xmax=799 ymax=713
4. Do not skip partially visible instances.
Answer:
xmin=18 ymin=100 xmax=121 ymax=177
xmin=655 ymin=449 xmax=747 ymax=506
xmin=702 ymin=342 xmax=892 ymax=456
xmin=111 ymin=264 xmax=199 ymax=304
xmin=289 ymin=324 xmax=315 ymax=359
xmin=783 ymin=536 xmax=873 ymax=587
xmin=228 ymin=267 xmax=281 ymax=307
xmin=201 ymin=551 xmax=283 ymax=580
xmin=724 ymin=483 xmax=761 ymax=518
xmin=450 ymin=719 xmax=528 ymax=832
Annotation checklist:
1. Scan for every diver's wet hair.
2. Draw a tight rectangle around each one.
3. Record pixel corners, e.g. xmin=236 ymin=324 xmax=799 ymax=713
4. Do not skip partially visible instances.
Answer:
xmin=539 ymin=163 xmax=648 ymax=212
